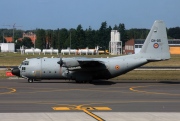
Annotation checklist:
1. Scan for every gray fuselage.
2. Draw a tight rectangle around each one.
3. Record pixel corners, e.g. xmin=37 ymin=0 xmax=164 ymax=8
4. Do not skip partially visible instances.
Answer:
xmin=19 ymin=55 xmax=148 ymax=81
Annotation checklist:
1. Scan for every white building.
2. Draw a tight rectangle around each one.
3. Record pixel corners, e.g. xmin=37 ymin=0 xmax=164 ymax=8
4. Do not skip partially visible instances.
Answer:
xmin=109 ymin=30 xmax=122 ymax=55
xmin=0 ymin=43 xmax=15 ymax=52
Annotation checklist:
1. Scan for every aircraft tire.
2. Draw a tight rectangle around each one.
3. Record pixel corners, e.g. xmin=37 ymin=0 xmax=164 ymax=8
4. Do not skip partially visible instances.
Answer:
xmin=75 ymin=80 xmax=80 ymax=83
xmin=75 ymin=80 xmax=84 ymax=83
xmin=28 ymin=79 xmax=34 ymax=83
xmin=83 ymin=80 xmax=88 ymax=83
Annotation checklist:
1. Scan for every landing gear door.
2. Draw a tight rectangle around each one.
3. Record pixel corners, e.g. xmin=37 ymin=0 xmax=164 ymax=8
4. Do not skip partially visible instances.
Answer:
xmin=35 ymin=70 xmax=41 ymax=78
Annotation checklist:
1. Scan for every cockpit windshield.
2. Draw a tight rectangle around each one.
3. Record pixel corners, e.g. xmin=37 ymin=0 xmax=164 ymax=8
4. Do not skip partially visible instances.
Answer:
xmin=19 ymin=61 xmax=29 ymax=68
xmin=22 ymin=61 xmax=29 ymax=65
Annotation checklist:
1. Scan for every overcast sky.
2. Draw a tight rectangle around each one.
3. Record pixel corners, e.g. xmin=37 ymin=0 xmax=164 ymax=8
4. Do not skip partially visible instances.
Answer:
xmin=0 ymin=0 xmax=179 ymax=30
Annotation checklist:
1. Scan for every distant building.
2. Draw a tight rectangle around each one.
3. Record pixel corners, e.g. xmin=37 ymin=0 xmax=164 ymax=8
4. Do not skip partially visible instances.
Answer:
xmin=23 ymin=32 xmax=36 ymax=44
xmin=124 ymin=39 xmax=180 ymax=54
xmin=3 ymin=32 xmax=36 ymax=44
xmin=134 ymin=39 xmax=144 ymax=54
xmin=0 ymin=43 xmax=15 ymax=52
xmin=168 ymin=39 xmax=180 ymax=54
xmin=109 ymin=30 xmax=122 ymax=55
xmin=124 ymin=39 xmax=134 ymax=54
xmin=4 ymin=37 xmax=13 ymax=43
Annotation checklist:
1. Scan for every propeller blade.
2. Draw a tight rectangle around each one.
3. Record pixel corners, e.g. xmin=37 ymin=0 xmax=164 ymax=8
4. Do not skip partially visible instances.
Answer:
xmin=57 ymin=54 xmax=63 ymax=76
xmin=57 ymin=55 xmax=63 ymax=67
xmin=57 ymin=58 xmax=63 ymax=65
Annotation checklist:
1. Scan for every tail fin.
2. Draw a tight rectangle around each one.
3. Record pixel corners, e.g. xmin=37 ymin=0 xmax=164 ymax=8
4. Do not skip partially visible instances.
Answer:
xmin=139 ymin=20 xmax=170 ymax=60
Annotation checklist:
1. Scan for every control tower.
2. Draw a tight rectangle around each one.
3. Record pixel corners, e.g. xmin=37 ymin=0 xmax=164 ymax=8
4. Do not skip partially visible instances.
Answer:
xmin=109 ymin=30 xmax=122 ymax=55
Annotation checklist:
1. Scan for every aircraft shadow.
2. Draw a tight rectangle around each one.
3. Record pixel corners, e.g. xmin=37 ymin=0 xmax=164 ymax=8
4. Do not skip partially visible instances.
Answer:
xmin=117 ymin=81 xmax=180 ymax=84
xmin=90 ymin=80 xmax=116 ymax=85
xmin=20 ymin=80 xmax=180 ymax=85
xmin=158 ymin=81 xmax=180 ymax=84
xmin=20 ymin=80 xmax=116 ymax=85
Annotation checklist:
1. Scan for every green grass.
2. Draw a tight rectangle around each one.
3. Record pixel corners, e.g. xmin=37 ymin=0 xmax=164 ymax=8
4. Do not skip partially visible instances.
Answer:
xmin=0 ymin=52 xmax=180 ymax=80
xmin=0 ymin=70 xmax=9 ymax=79
xmin=113 ymin=70 xmax=180 ymax=80
xmin=144 ymin=54 xmax=180 ymax=67
xmin=0 ymin=52 xmax=117 ymax=66
xmin=0 ymin=52 xmax=180 ymax=66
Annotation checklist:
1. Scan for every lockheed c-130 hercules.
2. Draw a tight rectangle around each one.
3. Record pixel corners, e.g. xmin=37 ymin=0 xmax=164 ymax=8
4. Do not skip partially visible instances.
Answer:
xmin=12 ymin=20 xmax=170 ymax=83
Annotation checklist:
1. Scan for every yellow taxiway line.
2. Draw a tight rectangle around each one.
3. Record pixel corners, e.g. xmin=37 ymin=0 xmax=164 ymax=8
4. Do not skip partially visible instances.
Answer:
xmin=0 ymin=87 xmax=16 ymax=94
xmin=52 ymin=105 xmax=111 ymax=121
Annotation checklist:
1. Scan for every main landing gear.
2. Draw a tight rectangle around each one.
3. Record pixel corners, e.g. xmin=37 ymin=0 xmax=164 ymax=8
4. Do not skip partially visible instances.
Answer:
xmin=28 ymin=79 xmax=34 ymax=83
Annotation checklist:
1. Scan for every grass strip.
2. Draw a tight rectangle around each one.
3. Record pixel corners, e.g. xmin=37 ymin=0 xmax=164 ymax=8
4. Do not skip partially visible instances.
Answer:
xmin=114 ymin=70 xmax=180 ymax=80
xmin=0 ymin=53 xmax=180 ymax=66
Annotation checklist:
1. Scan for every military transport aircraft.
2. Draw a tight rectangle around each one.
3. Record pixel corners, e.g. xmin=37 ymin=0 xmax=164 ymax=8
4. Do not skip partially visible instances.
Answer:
xmin=12 ymin=20 xmax=170 ymax=83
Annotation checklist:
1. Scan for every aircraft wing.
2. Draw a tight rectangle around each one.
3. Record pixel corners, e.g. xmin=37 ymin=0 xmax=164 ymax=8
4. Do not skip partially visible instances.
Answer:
xmin=77 ymin=58 xmax=104 ymax=67
xmin=68 ymin=58 xmax=106 ymax=71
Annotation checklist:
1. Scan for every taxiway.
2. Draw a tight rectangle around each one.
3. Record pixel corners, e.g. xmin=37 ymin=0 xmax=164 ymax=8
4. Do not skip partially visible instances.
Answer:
xmin=0 ymin=79 xmax=180 ymax=121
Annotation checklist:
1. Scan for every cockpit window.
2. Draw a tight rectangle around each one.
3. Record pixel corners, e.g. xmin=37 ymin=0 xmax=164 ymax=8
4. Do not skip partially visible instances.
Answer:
xmin=19 ymin=61 xmax=29 ymax=68
xmin=22 ymin=61 xmax=29 ymax=65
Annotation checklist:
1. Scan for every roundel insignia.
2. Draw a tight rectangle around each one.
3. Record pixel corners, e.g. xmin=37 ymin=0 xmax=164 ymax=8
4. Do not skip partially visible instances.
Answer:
xmin=115 ymin=65 xmax=120 ymax=70
xmin=153 ymin=43 xmax=159 ymax=48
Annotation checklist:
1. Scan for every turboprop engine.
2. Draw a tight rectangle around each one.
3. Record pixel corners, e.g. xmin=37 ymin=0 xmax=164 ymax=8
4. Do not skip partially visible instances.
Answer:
xmin=57 ymin=58 xmax=80 ymax=68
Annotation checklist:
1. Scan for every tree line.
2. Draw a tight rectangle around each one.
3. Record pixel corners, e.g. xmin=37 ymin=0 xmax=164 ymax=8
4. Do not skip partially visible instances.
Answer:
xmin=0 ymin=22 xmax=180 ymax=51
xmin=34 ymin=22 xmax=128 ymax=51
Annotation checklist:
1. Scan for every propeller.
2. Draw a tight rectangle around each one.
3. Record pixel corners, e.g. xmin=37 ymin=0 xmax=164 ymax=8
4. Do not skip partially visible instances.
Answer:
xmin=57 ymin=57 xmax=63 ymax=67
xmin=57 ymin=54 xmax=69 ymax=76
xmin=57 ymin=54 xmax=64 ymax=76
xmin=57 ymin=54 xmax=70 ymax=77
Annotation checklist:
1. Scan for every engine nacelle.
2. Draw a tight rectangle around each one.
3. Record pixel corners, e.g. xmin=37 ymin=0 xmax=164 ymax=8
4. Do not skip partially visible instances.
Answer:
xmin=62 ymin=58 xmax=80 ymax=68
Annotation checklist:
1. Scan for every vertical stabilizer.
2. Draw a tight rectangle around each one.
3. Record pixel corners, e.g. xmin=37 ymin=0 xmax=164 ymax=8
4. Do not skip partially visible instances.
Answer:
xmin=139 ymin=20 xmax=170 ymax=60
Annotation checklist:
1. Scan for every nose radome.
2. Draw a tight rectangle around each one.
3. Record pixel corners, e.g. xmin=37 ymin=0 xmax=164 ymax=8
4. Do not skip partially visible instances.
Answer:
xmin=11 ymin=67 xmax=20 ymax=77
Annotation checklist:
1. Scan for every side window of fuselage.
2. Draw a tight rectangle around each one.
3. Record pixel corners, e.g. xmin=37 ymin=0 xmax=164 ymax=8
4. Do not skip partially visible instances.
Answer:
xmin=21 ymin=67 xmax=26 ymax=72
xmin=22 ymin=67 xmax=26 ymax=70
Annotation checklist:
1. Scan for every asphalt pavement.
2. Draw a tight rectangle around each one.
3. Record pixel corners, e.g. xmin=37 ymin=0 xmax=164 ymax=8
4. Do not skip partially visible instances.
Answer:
xmin=0 ymin=79 xmax=180 ymax=121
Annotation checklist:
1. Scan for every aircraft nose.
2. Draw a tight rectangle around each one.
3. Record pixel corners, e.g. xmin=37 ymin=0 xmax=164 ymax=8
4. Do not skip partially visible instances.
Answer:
xmin=11 ymin=67 xmax=20 ymax=77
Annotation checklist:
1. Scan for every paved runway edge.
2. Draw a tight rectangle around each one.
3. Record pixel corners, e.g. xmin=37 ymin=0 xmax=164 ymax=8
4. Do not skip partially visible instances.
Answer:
xmin=0 ymin=112 xmax=180 ymax=121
